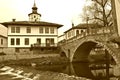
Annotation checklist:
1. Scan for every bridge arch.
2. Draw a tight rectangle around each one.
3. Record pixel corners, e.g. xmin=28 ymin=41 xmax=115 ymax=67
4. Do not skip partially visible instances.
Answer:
xmin=60 ymin=34 xmax=120 ymax=65
xmin=72 ymin=40 xmax=117 ymax=64
xmin=73 ymin=41 xmax=97 ymax=62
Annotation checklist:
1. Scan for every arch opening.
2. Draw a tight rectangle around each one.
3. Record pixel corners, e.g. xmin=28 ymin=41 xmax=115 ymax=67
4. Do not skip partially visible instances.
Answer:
xmin=73 ymin=41 xmax=97 ymax=62
xmin=73 ymin=41 xmax=116 ymax=65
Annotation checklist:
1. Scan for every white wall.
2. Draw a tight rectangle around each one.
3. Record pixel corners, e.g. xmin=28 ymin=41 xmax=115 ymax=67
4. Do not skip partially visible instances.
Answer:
xmin=7 ymin=25 xmax=58 ymax=47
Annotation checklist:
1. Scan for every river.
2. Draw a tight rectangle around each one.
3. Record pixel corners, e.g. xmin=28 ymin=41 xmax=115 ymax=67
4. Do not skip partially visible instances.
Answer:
xmin=35 ymin=62 xmax=115 ymax=80
xmin=0 ymin=61 xmax=116 ymax=80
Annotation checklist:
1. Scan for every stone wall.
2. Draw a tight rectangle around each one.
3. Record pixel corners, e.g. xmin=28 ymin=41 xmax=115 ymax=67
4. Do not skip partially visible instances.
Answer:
xmin=0 ymin=54 xmax=60 ymax=62
xmin=0 ymin=47 xmax=60 ymax=62
xmin=0 ymin=47 xmax=15 ymax=55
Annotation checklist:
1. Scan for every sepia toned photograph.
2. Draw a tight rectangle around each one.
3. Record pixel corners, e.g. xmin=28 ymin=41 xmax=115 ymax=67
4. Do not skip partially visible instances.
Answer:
xmin=0 ymin=0 xmax=120 ymax=80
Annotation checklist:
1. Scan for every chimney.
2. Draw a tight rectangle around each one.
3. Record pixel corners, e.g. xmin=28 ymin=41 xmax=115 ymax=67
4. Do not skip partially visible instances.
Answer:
xmin=12 ymin=19 xmax=16 ymax=22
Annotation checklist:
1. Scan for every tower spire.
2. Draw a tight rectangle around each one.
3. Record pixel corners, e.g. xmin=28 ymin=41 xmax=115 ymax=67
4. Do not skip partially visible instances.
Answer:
xmin=32 ymin=0 xmax=37 ymax=13
xmin=28 ymin=0 xmax=41 ymax=21
xmin=33 ymin=0 xmax=36 ymax=7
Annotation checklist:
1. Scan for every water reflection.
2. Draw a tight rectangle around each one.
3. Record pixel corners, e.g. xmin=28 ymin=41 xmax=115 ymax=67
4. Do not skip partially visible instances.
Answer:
xmin=72 ymin=63 xmax=94 ymax=78
xmin=35 ymin=62 xmax=114 ymax=79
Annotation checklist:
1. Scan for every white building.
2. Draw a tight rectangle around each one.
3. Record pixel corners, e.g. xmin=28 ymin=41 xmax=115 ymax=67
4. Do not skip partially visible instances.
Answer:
xmin=1 ymin=1 xmax=62 ymax=48
xmin=58 ymin=23 xmax=102 ymax=42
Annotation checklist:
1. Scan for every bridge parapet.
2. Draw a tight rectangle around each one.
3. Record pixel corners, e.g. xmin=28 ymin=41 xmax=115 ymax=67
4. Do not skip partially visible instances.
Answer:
xmin=60 ymin=33 xmax=112 ymax=47
xmin=59 ymin=26 xmax=113 ymax=46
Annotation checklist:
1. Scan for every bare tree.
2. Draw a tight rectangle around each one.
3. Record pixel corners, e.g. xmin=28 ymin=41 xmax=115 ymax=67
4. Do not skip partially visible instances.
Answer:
xmin=81 ymin=0 xmax=112 ymax=27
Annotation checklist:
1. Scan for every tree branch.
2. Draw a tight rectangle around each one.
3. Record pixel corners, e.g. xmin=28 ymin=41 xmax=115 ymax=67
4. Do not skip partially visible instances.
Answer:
xmin=106 ymin=9 xmax=112 ymax=18
xmin=92 ymin=0 xmax=103 ymax=6
xmin=94 ymin=16 xmax=104 ymax=22
xmin=103 ymin=0 xmax=108 ymax=7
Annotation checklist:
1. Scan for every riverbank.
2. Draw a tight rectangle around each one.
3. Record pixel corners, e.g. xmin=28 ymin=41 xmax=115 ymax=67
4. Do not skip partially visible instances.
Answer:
xmin=0 ymin=56 xmax=92 ymax=80
xmin=0 ymin=56 xmax=69 ymax=66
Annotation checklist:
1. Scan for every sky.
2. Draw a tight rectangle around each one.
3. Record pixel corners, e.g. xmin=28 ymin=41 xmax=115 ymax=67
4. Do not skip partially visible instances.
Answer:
xmin=0 ymin=0 xmax=86 ymax=36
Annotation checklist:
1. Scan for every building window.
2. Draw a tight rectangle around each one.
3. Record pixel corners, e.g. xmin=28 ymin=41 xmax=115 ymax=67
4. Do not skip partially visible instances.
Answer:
xmin=37 ymin=38 xmax=41 ymax=45
xmin=46 ymin=38 xmax=50 ymax=46
xmin=45 ymin=27 xmax=49 ymax=33
xmin=26 ymin=27 xmax=31 ymax=33
xmin=25 ymin=38 xmax=29 ymax=45
xmin=1 ymin=39 xmax=3 ymax=45
xmin=11 ymin=38 xmax=14 ymax=45
xmin=11 ymin=27 xmax=20 ymax=33
xmin=16 ymin=27 xmax=20 ymax=33
xmin=46 ymin=38 xmax=54 ymax=46
xmin=81 ymin=30 xmax=84 ymax=33
xmin=16 ymin=38 xmax=20 ymax=45
xmin=50 ymin=27 xmax=54 ymax=34
xmin=68 ymin=32 xmax=71 ymax=37
xmin=76 ymin=30 xmax=79 ymax=35
xmin=11 ymin=27 xmax=15 ymax=33
xmin=39 ymin=27 xmax=43 ymax=33
xmin=51 ymin=38 xmax=54 ymax=45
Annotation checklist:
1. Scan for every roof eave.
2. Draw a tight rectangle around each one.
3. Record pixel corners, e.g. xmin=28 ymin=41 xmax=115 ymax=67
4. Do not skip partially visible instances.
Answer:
xmin=0 ymin=22 xmax=63 ymax=28
xmin=0 ymin=23 xmax=8 ymax=27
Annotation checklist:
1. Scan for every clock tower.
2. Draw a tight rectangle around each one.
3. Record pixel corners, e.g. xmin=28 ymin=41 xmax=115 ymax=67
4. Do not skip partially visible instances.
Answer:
xmin=28 ymin=0 xmax=41 ymax=21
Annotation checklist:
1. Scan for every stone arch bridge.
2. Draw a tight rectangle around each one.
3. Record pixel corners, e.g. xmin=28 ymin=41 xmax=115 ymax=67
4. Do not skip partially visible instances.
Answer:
xmin=60 ymin=33 xmax=120 ymax=65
